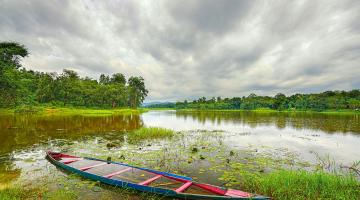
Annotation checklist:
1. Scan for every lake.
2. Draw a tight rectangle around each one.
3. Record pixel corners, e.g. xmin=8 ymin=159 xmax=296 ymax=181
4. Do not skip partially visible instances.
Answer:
xmin=0 ymin=110 xmax=359 ymax=199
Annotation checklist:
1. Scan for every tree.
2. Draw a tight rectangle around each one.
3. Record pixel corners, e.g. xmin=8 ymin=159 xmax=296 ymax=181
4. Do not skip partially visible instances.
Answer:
xmin=55 ymin=69 xmax=81 ymax=106
xmin=36 ymin=73 xmax=56 ymax=103
xmin=128 ymin=76 xmax=148 ymax=108
xmin=110 ymin=73 xmax=126 ymax=85
xmin=274 ymin=93 xmax=287 ymax=110
xmin=0 ymin=42 xmax=29 ymax=107
xmin=99 ymin=74 xmax=110 ymax=85
xmin=0 ymin=42 xmax=28 ymax=69
xmin=348 ymin=99 xmax=360 ymax=110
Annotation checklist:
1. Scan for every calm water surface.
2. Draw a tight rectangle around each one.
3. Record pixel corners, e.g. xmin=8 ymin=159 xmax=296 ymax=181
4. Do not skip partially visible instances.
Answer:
xmin=0 ymin=110 xmax=359 ymax=198
xmin=143 ymin=111 xmax=360 ymax=164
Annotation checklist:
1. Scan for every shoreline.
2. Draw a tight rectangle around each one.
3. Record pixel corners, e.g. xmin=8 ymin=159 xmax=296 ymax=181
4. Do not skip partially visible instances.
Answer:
xmin=1 ymin=106 xmax=359 ymax=116
xmin=146 ymin=108 xmax=360 ymax=115
xmin=0 ymin=106 xmax=149 ymax=116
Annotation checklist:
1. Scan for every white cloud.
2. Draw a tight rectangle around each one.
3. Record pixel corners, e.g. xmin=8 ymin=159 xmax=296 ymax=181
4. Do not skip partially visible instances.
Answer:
xmin=0 ymin=0 xmax=359 ymax=101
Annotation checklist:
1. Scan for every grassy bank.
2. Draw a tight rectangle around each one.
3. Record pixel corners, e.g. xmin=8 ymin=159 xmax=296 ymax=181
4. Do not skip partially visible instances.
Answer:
xmin=0 ymin=106 xmax=149 ymax=116
xmin=257 ymin=170 xmax=359 ymax=200
xmin=223 ymin=169 xmax=360 ymax=200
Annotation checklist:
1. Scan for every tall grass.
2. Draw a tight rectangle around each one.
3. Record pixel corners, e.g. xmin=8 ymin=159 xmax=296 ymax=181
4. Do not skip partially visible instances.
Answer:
xmin=242 ymin=170 xmax=360 ymax=200
xmin=127 ymin=127 xmax=174 ymax=144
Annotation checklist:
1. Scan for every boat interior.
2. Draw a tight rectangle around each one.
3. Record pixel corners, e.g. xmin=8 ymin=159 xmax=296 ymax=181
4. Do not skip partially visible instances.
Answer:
xmin=48 ymin=152 xmax=252 ymax=198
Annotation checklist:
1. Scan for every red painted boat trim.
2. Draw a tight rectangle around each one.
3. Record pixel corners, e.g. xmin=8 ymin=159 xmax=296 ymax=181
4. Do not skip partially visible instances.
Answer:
xmin=139 ymin=175 xmax=162 ymax=186
xmin=193 ymin=182 xmax=227 ymax=195
xmin=50 ymin=152 xmax=79 ymax=159
xmin=80 ymin=162 xmax=107 ymax=171
xmin=153 ymin=173 xmax=188 ymax=183
xmin=225 ymin=189 xmax=251 ymax=197
xmin=62 ymin=159 xmax=83 ymax=164
xmin=149 ymin=171 xmax=227 ymax=195
xmin=175 ymin=182 xmax=192 ymax=193
xmin=103 ymin=167 xmax=132 ymax=178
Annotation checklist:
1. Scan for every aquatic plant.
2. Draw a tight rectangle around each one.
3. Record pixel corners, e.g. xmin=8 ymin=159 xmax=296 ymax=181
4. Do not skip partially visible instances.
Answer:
xmin=127 ymin=127 xmax=175 ymax=144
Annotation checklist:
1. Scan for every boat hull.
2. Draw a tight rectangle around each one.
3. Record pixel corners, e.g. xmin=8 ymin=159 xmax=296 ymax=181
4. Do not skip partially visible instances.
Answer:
xmin=46 ymin=151 xmax=268 ymax=200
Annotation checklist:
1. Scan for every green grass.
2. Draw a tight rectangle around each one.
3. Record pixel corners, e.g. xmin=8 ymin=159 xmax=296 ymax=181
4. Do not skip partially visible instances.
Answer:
xmin=0 ymin=186 xmax=42 ymax=200
xmin=127 ymin=127 xmax=175 ymax=144
xmin=43 ymin=107 xmax=144 ymax=116
xmin=0 ymin=187 xmax=25 ymax=200
xmin=239 ymin=170 xmax=360 ymax=200
xmin=0 ymin=186 xmax=78 ymax=200
xmin=0 ymin=106 xmax=148 ymax=116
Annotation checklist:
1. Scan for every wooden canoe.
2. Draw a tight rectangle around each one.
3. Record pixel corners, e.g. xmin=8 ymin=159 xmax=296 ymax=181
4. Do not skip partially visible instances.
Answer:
xmin=46 ymin=151 xmax=269 ymax=199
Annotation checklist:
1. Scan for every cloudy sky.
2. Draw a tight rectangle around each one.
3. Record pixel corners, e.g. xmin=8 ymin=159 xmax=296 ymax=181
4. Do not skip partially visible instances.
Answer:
xmin=1 ymin=0 xmax=359 ymax=101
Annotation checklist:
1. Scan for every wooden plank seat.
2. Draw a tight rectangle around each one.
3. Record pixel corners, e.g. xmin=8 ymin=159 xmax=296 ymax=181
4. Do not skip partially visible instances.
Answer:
xmin=175 ymin=182 xmax=193 ymax=193
xmin=139 ymin=175 xmax=162 ymax=186
xmin=66 ymin=159 xmax=104 ymax=168
xmin=83 ymin=164 xmax=129 ymax=177
xmin=103 ymin=167 xmax=132 ymax=178
xmin=110 ymin=168 xmax=154 ymax=183
xmin=148 ymin=177 xmax=184 ymax=190
xmin=80 ymin=162 xmax=107 ymax=171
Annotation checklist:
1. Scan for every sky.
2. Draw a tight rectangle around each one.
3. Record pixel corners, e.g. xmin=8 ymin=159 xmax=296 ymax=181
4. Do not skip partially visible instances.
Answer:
xmin=0 ymin=0 xmax=359 ymax=102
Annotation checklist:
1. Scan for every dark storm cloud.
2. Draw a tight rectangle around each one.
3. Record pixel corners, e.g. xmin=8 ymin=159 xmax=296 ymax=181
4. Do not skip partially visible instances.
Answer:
xmin=0 ymin=0 xmax=359 ymax=101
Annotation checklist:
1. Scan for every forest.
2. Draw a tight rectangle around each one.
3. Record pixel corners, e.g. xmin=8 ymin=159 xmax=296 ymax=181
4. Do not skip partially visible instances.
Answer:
xmin=0 ymin=42 xmax=148 ymax=108
xmin=174 ymin=90 xmax=360 ymax=111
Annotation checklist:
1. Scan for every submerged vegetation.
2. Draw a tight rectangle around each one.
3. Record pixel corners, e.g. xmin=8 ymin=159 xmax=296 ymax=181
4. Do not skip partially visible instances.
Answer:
xmin=0 ymin=42 xmax=148 ymax=109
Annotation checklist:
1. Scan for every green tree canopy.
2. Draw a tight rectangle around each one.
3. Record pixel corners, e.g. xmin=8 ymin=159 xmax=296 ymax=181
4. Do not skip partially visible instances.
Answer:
xmin=0 ymin=42 xmax=28 ymax=69
xmin=0 ymin=41 xmax=148 ymax=108
xmin=110 ymin=73 xmax=126 ymax=85
xmin=128 ymin=76 xmax=148 ymax=108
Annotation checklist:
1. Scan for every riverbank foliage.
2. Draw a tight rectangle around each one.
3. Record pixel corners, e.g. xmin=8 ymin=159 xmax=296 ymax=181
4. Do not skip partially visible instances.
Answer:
xmin=0 ymin=42 xmax=148 ymax=109
xmin=173 ymin=90 xmax=360 ymax=112
xmin=257 ymin=170 xmax=359 ymax=200
xmin=1 ymin=106 xmax=147 ymax=115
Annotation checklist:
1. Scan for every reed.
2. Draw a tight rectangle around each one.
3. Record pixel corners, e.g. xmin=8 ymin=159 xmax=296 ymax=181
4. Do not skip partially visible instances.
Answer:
xmin=241 ymin=170 xmax=360 ymax=200
xmin=127 ymin=127 xmax=175 ymax=144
